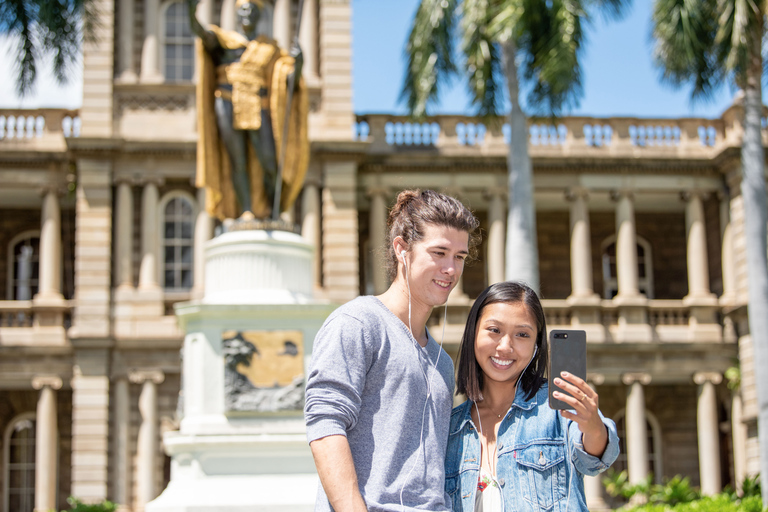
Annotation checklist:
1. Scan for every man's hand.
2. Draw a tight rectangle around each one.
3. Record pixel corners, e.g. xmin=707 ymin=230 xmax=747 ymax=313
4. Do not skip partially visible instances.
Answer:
xmin=310 ymin=435 xmax=367 ymax=512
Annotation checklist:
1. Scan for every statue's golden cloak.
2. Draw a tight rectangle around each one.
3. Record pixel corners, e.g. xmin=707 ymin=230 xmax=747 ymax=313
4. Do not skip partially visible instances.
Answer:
xmin=196 ymin=27 xmax=309 ymax=220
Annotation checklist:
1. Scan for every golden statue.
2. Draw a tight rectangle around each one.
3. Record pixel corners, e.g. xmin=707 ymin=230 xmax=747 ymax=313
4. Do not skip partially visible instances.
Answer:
xmin=189 ymin=0 xmax=309 ymax=220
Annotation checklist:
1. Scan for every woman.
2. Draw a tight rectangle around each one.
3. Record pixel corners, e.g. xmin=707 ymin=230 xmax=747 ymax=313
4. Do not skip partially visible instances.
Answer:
xmin=305 ymin=189 xmax=480 ymax=512
xmin=446 ymin=282 xmax=619 ymax=512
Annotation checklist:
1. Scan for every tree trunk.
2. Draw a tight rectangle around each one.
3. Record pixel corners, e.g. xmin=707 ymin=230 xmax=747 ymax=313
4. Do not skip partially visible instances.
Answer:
xmin=502 ymin=39 xmax=540 ymax=293
xmin=742 ymin=18 xmax=768 ymax=503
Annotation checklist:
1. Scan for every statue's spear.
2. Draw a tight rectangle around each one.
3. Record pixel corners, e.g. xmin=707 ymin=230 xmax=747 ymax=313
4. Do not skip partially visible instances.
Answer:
xmin=272 ymin=0 xmax=306 ymax=221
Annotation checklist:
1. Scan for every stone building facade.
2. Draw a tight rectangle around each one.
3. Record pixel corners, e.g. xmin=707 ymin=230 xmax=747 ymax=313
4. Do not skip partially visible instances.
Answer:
xmin=0 ymin=0 xmax=764 ymax=510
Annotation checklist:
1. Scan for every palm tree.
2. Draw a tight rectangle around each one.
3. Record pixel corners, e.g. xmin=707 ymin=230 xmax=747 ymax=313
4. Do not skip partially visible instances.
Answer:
xmin=0 ymin=0 xmax=97 ymax=97
xmin=401 ymin=0 xmax=628 ymax=293
xmin=652 ymin=0 xmax=768 ymax=500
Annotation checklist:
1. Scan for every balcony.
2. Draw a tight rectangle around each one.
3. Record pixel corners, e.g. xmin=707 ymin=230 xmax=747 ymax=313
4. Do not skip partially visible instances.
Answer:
xmin=0 ymin=299 xmax=72 ymax=347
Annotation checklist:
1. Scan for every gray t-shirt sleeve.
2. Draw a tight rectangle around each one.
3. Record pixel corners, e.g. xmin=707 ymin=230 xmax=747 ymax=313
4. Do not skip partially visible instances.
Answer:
xmin=304 ymin=312 xmax=373 ymax=443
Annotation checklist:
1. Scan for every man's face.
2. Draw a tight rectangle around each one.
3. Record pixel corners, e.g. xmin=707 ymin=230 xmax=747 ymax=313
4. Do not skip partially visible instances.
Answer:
xmin=237 ymin=1 xmax=261 ymax=31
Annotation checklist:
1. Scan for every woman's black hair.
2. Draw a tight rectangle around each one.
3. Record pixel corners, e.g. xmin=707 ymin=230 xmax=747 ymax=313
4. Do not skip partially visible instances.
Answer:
xmin=456 ymin=281 xmax=547 ymax=402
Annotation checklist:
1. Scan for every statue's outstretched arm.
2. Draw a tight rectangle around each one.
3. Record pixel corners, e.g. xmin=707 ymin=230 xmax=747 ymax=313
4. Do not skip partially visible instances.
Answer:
xmin=187 ymin=0 xmax=219 ymax=51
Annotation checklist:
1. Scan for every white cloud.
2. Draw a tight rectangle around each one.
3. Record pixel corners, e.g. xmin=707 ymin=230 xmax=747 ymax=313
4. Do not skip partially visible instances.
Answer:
xmin=0 ymin=35 xmax=83 ymax=109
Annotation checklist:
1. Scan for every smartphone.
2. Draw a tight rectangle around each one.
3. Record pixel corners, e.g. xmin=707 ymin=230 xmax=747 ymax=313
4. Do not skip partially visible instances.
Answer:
xmin=548 ymin=329 xmax=587 ymax=410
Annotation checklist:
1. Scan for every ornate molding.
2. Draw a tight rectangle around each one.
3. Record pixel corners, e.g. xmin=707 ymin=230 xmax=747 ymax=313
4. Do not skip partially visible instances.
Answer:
xmin=128 ymin=369 xmax=165 ymax=385
xmin=693 ymin=371 xmax=723 ymax=386
xmin=32 ymin=375 xmax=63 ymax=390
xmin=621 ymin=372 xmax=652 ymax=386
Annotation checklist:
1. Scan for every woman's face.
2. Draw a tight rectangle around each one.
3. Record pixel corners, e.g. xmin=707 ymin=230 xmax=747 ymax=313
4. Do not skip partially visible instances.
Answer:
xmin=474 ymin=301 xmax=538 ymax=389
xmin=400 ymin=224 xmax=469 ymax=309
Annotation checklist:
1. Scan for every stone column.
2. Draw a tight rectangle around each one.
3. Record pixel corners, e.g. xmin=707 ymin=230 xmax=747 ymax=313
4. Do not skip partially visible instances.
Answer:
xmin=130 ymin=370 xmax=165 ymax=511
xmin=33 ymin=376 xmax=62 ymax=512
xmin=622 ymin=373 xmax=651 ymax=487
xmin=220 ymin=0 xmax=236 ymax=31
xmin=683 ymin=192 xmax=713 ymax=298
xmin=114 ymin=377 xmax=131 ymax=509
xmin=192 ymin=188 xmax=213 ymax=299
xmin=36 ymin=187 xmax=63 ymax=301
xmin=567 ymin=187 xmax=597 ymax=298
xmin=720 ymin=192 xmax=736 ymax=302
xmin=140 ymin=0 xmax=162 ymax=83
xmin=299 ymin=0 xmax=319 ymax=80
xmin=117 ymin=0 xmax=137 ymax=82
xmin=486 ymin=189 xmax=506 ymax=285
xmin=694 ymin=372 xmax=722 ymax=495
xmin=115 ymin=181 xmax=134 ymax=290
xmin=732 ymin=390 xmax=748 ymax=493
xmin=139 ymin=181 xmax=161 ymax=291
xmin=301 ymin=181 xmax=322 ymax=289
xmin=613 ymin=190 xmax=641 ymax=298
xmin=584 ymin=375 xmax=608 ymax=510
xmin=367 ymin=187 xmax=389 ymax=294
xmin=197 ymin=0 xmax=214 ymax=26
xmin=273 ymin=0 xmax=292 ymax=50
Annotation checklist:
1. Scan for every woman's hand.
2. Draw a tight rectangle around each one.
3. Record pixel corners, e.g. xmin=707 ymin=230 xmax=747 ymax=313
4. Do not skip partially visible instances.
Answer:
xmin=552 ymin=371 xmax=609 ymax=458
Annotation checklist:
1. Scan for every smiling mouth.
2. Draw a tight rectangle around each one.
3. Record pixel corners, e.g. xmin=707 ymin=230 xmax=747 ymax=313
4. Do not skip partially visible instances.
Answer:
xmin=434 ymin=279 xmax=452 ymax=289
xmin=491 ymin=357 xmax=514 ymax=367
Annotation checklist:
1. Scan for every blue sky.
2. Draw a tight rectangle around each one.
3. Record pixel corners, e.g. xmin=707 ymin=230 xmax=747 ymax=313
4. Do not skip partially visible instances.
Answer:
xmin=0 ymin=0 xmax=747 ymax=117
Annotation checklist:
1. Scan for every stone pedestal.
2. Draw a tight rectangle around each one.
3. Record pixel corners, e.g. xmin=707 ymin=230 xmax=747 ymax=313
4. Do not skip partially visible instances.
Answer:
xmin=147 ymin=229 xmax=335 ymax=512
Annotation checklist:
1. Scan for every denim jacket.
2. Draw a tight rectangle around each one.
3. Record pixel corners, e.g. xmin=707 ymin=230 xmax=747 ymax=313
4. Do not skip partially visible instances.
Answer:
xmin=445 ymin=382 xmax=619 ymax=512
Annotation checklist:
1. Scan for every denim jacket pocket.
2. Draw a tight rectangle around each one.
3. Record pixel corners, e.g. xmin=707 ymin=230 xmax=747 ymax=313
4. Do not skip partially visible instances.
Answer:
xmin=515 ymin=441 xmax=567 ymax=511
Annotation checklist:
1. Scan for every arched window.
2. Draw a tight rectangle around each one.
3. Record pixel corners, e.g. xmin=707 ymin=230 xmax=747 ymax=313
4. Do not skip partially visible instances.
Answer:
xmin=600 ymin=235 xmax=654 ymax=299
xmin=6 ymin=231 xmax=40 ymax=300
xmin=3 ymin=413 xmax=36 ymax=512
xmin=612 ymin=408 xmax=663 ymax=483
xmin=161 ymin=194 xmax=195 ymax=291
xmin=163 ymin=1 xmax=194 ymax=82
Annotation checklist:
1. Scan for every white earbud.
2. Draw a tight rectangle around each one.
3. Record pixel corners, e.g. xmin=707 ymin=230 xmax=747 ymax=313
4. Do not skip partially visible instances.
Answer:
xmin=401 ymin=250 xmax=407 ymax=267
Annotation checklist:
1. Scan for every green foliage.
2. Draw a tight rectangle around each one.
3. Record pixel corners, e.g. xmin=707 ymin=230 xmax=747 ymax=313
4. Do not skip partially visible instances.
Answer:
xmin=740 ymin=474 xmax=762 ymax=499
xmin=649 ymin=475 xmax=700 ymax=506
xmin=725 ymin=365 xmax=741 ymax=391
xmin=608 ymin=473 xmax=764 ymax=512
xmin=61 ymin=497 xmax=118 ymax=512
xmin=0 ymin=0 xmax=98 ymax=96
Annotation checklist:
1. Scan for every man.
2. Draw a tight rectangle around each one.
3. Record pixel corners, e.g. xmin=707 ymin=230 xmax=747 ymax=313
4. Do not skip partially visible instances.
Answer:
xmin=188 ymin=0 xmax=308 ymax=220
xmin=305 ymin=190 xmax=481 ymax=511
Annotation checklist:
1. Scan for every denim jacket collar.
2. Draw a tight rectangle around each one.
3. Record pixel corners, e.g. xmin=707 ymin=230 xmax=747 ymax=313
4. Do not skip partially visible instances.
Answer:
xmin=451 ymin=384 xmax=537 ymax=434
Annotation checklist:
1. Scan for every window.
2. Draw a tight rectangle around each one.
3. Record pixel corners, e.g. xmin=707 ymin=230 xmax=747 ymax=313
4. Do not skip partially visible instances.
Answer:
xmin=164 ymin=1 xmax=194 ymax=82
xmin=612 ymin=408 xmax=663 ymax=483
xmin=3 ymin=414 xmax=36 ymax=512
xmin=7 ymin=232 xmax=40 ymax=300
xmin=162 ymin=195 xmax=194 ymax=291
xmin=601 ymin=235 xmax=654 ymax=299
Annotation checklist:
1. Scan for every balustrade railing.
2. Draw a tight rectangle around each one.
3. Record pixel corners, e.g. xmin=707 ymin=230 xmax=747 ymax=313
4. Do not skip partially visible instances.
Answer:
xmin=355 ymin=114 xmax=729 ymax=155
xmin=0 ymin=300 xmax=72 ymax=330
xmin=0 ymin=109 xmax=80 ymax=140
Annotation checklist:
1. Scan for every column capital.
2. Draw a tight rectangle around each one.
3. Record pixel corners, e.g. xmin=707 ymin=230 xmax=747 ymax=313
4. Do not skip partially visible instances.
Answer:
xmin=129 ymin=369 xmax=165 ymax=385
xmin=587 ymin=373 xmax=605 ymax=386
xmin=38 ymin=184 xmax=66 ymax=198
xmin=141 ymin=176 xmax=165 ymax=188
xmin=680 ymin=190 xmax=711 ymax=203
xmin=366 ymin=186 xmax=390 ymax=199
xmin=622 ymin=372 xmax=652 ymax=386
xmin=483 ymin=187 xmax=507 ymax=201
xmin=693 ymin=371 xmax=723 ymax=385
xmin=565 ymin=186 xmax=590 ymax=201
xmin=610 ymin=189 xmax=634 ymax=202
xmin=32 ymin=375 xmax=63 ymax=390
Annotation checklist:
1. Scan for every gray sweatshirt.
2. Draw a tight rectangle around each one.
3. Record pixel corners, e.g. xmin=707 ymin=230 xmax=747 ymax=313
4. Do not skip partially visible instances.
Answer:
xmin=304 ymin=296 xmax=454 ymax=512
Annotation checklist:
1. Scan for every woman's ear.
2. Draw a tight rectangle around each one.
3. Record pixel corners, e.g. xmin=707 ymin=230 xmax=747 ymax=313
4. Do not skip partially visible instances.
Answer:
xmin=392 ymin=236 xmax=407 ymax=259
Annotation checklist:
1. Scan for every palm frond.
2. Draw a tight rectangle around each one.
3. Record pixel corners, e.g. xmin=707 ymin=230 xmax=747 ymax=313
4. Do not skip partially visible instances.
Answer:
xmin=400 ymin=0 xmax=459 ymax=118
xmin=0 ymin=0 xmax=96 ymax=97
xmin=520 ymin=0 xmax=585 ymax=116
xmin=461 ymin=0 xmax=506 ymax=118
xmin=651 ymin=0 xmax=723 ymax=100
